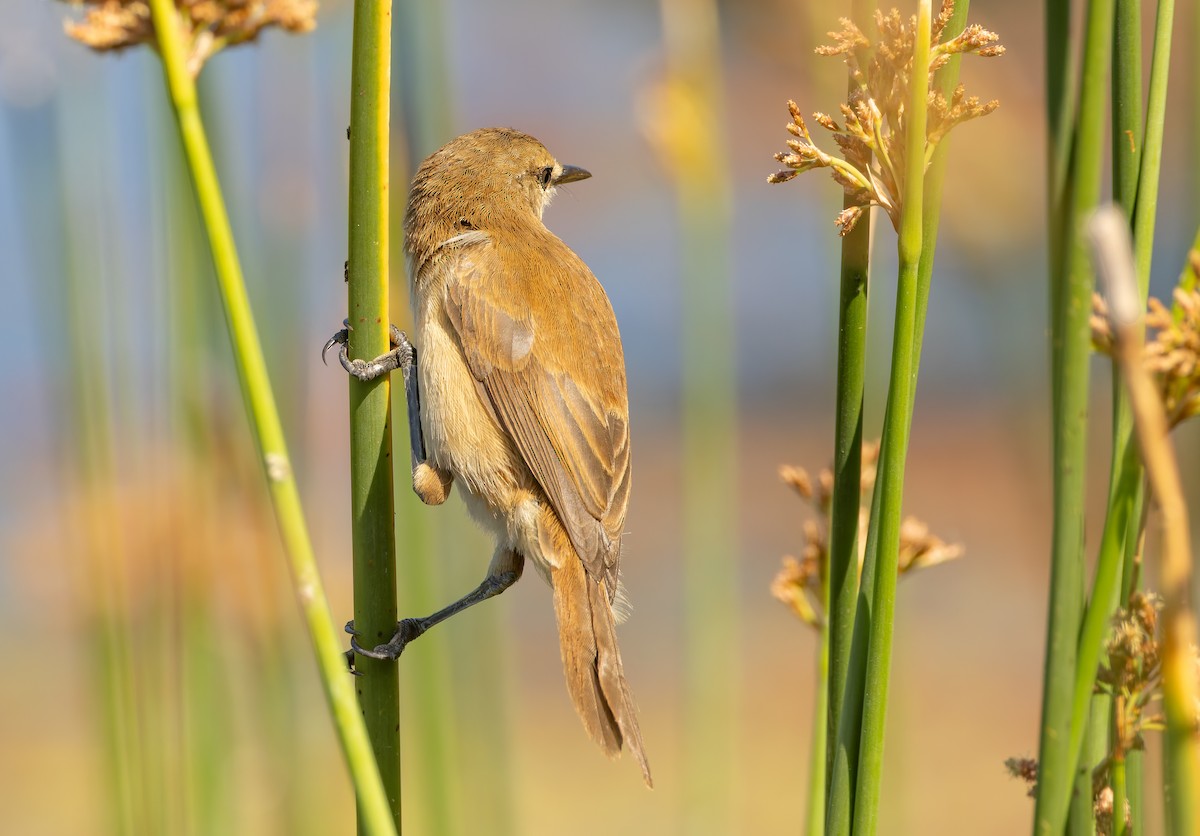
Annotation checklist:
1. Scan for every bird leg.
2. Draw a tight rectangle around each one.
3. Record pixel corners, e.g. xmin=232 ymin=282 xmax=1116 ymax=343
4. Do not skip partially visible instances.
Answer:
xmin=323 ymin=320 xmax=427 ymax=473
xmin=346 ymin=552 xmax=525 ymax=664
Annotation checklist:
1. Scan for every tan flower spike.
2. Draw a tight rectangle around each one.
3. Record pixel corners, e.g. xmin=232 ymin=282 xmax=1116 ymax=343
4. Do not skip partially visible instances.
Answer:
xmin=62 ymin=0 xmax=316 ymax=76
xmin=768 ymin=0 xmax=1003 ymax=236
xmin=771 ymin=440 xmax=961 ymax=630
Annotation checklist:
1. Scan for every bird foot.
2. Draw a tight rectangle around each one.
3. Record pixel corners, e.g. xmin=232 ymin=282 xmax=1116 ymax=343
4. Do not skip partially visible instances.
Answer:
xmin=344 ymin=618 xmax=427 ymax=666
xmin=322 ymin=319 xmax=412 ymax=382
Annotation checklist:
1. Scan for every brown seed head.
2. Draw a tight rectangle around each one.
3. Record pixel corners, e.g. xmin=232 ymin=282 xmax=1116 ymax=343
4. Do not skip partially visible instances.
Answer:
xmin=61 ymin=0 xmax=316 ymax=74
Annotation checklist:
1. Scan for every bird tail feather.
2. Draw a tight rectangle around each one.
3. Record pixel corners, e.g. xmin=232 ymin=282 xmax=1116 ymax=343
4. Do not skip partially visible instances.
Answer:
xmin=551 ymin=555 xmax=653 ymax=788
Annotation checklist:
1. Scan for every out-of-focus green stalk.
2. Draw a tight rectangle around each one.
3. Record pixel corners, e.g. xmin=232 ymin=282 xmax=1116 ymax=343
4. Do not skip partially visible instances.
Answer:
xmin=143 ymin=2 xmax=396 ymax=833
xmin=1034 ymin=0 xmax=1114 ymax=830
xmin=1112 ymin=741 xmax=1129 ymax=836
xmin=1064 ymin=440 xmax=1139 ymax=798
xmin=657 ymin=0 xmax=737 ymax=831
xmin=394 ymin=0 xmax=453 ymax=174
xmin=1131 ymin=0 xmax=1172 ymax=293
xmin=1108 ymin=9 xmax=1143 ymax=821
xmin=56 ymin=91 xmax=144 ymax=833
xmin=392 ymin=495 xmax=461 ymax=836
xmin=345 ymin=0 xmax=403 ymax=829
xmin=1111 ymin=0 xmax=1142 ymax=216
xmin=848 ymin=6 xmax=931 ymax=835
xmin=1136 ymin=6 xmax=1193 ymax=822
xmin=805 ymin=570 xmax=829 ymax=836
xmin=1094 ymin=210 xmax=1199 ymax=836
xmin=1067 ymin=705 xmax=1105 ymax=833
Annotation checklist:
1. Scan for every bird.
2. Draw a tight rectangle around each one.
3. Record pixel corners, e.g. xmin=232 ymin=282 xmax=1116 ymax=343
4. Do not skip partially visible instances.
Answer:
xmin=327 ymin=127 xmax=651 ymax=786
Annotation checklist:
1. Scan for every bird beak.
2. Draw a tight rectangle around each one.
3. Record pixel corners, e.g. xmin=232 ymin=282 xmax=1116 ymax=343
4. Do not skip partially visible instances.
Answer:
xmin=554 ymin=165 xmax=591 ymax=185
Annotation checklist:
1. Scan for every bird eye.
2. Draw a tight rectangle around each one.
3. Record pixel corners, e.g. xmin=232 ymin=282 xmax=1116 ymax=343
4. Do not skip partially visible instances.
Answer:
xmin=537 ymin=166 xmax=554 ymax=188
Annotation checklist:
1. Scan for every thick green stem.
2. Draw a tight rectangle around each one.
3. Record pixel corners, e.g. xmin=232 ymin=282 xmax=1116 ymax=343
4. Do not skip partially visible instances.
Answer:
xmin=824 ymin=29 xmax=873 ymax=812
xmin=822 ymin=202 xmax=869 ymax=833
xmin=848 ymin=5 xmax=931 ymax=834
xmin=346 ymin=0 xmax=403 ymax=830
xmin=1034 ymin=0 xmax=1114 ymax=830
xmin=144 ymin=3 xmax=396 ymax=834
xmin=823 ymin=3 xmax=877 ymax=824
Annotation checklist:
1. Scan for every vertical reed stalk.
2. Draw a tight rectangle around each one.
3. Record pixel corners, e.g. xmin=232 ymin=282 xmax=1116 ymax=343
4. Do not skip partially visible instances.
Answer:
xmin=1035 ymin=0 xmax=1114 ymax=829
xmin=1109 ymin=1 xmax=1145 ymax=823
xmin=825 ymin=5 xmax=972 ymax=831
xmin=805 ymin=567 xmax=830 ymax=836
xmin=848 ymin=7 xmax=931 ymax=834
xmin=1091 ymin=208 xmax=1200 ymax=836
xmin=822 ymin=205 xmax=869 ymax=831
xmin=143 ymin=2 xmax=396 ymax=832
xmin=56 ymin=91 xmax=144 ymax=833
xmin=824 ymin=0 xmax=874 ymax=798
xmin=345 ymin=0 xmax=403 ymax=829
xmin=655 ymin=0 xmax=738 ymax=831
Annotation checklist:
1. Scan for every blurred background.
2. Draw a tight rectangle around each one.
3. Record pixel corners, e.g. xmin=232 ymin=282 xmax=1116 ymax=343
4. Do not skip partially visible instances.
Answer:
xmin=2 ymin=0 xmax=1198 ymax=833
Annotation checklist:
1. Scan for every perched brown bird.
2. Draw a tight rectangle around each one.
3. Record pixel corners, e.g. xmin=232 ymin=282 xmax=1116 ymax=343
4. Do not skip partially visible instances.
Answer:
xmin=328 ymin=127 xmax=651 ymax=786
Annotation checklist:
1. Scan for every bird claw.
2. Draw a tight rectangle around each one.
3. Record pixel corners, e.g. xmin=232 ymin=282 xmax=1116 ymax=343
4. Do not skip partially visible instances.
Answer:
xmin=343 ymin=649 xmax=364 ymax=676
xmin=322 ymin=319 xmax=414 ymax=382
xmin=346 ymin=618 xmax=426 ymax=663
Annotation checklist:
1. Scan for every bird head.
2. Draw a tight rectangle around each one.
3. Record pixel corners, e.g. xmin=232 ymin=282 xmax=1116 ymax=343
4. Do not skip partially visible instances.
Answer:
xmin=404 ymin=127 xmax=591 ymax=264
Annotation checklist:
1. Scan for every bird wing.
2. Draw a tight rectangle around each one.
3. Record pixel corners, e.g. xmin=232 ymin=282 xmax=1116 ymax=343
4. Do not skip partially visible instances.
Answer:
xmin=441 ymin=238 xmax=630 ymax=596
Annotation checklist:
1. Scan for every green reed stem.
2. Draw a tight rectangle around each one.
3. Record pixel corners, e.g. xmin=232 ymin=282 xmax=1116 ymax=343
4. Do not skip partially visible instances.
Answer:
xmin=1131 ymin=0 xmax=1172 ymax=295
xmin=825 ymin=5 xmax=969 ymax=832
xmin=824 ymin=5 xmax=873 ymax=803
xmin=1141 ymin=6 xmax=1193 ymax=825
xmin=1111 ymin=0 xmax=1142 ymax=218
xmin=1112 ymin=746 xmax=1129 ymax=836
xmin=143 ymin=2 xmax=396 ymax=833
xmin=346 ymin=0 xmax=403 ymax=830
xmin=1034 ymin=0 xmax=1114 ymax=830
xmin=847 ymin=5 xmax=931 ymax=834
xmin=1064 ymin=439 xmax=1140 ymax=800
xmin=822 ymin=1 xmax=876 ymax=823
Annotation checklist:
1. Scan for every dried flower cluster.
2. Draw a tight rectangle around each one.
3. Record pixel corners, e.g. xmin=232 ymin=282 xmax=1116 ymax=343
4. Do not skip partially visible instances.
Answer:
xmin=1092 ymin=784 xmax=1130 ymax=836
xmin=1010 ymin=590 xmax=1200 ymax=826
xmin=1003 ymin=756 xmax=1038 ymax=797
xmin=767 ymin=0 xmax=1003 ymax=235
xmin=771 ymin=440 xmax=962 ymax=628
xmin=1092 ymin=279 xmax=1200 ymax=429
xmin=61 ymin=0 xmax=316 ymax=76
xmin=1097 ymin=592 xmax=1167 ymax=752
